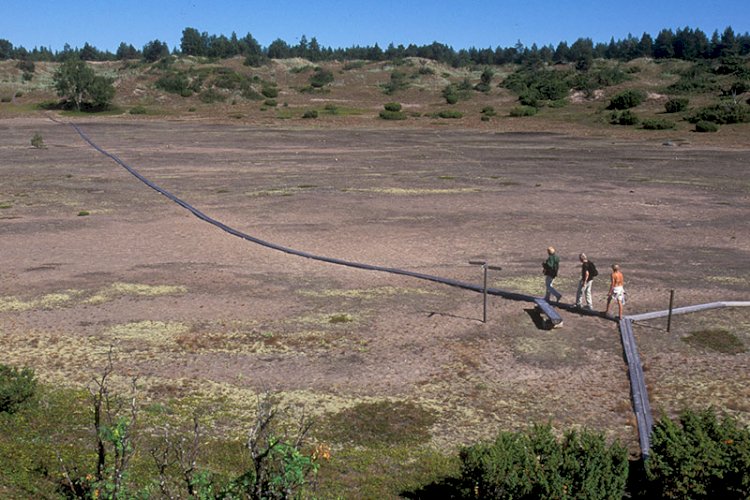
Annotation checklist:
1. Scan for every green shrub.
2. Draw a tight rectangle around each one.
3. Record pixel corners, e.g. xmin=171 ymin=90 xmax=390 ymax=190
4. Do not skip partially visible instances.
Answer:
xmin=665 ymin=97 xmax=689 ymax=113
xmin=642 ymin=118 xmax=675 ymax=130
xmin=608 ymin=89 xmax=646 ymax=110
xmin=302 ymin=110 xmax=318 ymax=119
xmin=129 ymin=106 xmax=147 ymax=115
xmin=688 ymin=102 xmax=750 ymax=124
xmin=609 ymin=110 xmax=639 ymax=126
xmin=379 ymin=110 xmax=407 ymax=120
xmin=695 ymin=120 xmax=719 ymax=132
xmin=668 ymin=64 xmax=719 ymax=93
xmin=213 ymin=70 xmax=244 ymax=90
xmin=459 ymin=424 xmax=628 ymax=499
xmin=1 ymin=96 xmax=12 ymax=103
xmin=323 ymin=104 xmax=338 ymax=114
xmin=30 ymin=132 xmax=45 ymax=149
xmin=16 ymin=60 xmax=35 ymax=73
xmin=445 ymin=93 xmax=458 ymax=104
xmin=261 ymin=84 xmax=279 ymax=98
xmin=309 ymin=67 xmax=334 ymax=88
xmin=509 ymin=105 xmax=538 ymax=117
xmin=382 ymin=71 xmax=410 ymax=95
xmin=646 ymin=408 xmax=750 ymax=499
xmin=0 ymin=364 xmax=36 ymax=414
xmin=200 ymin=89 xmax=226 ymax=103
xmin=155 ymin=72 xmax=190 ymax=95
xmin=383 ymin=102 xmax=402 ymax=112
xmin=481 ymin=106 xmax=496 ymax=117
xmin=264 ymin=99 xmax=277 ymax=107
xmin=436 ymin=110 xmax=462 ymax=119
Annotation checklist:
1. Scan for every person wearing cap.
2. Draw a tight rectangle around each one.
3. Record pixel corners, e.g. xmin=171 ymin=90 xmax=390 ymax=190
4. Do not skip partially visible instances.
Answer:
xmin=542 ymin=246 xmax=562 ymax=302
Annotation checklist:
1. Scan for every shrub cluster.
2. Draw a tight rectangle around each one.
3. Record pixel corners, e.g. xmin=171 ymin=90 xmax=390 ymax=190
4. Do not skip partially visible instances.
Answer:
xmin=379 ymin=102 xmax=406 ymax=120
xmin=155 ymin=72 xmax=192 ymax=96
xmin=509 ymin=105 xmax=538 ymax=117
xmin=646 ymin=408 xmax=750 ymax=498
xmin=309 ymin=67 xmax=334 ymax=88
xmin=459 ymin=424 xmax=628 ymax=498
xmin=609 ymin=109 xmax=639 ymax=125
xmin=695 ymin=120 xmax=719 ymax=132
xmin=0 ymin=364 xmax=36 ymax=414
xmin=642 ymin=118 xmax=675 ymax=130
xmin=608 ymin=89 xmax=646 ymax=110
xmin=665 ymin=97 xmax=689 ymax=113
xmin=688 ymin=101 xmax=750 ymax=124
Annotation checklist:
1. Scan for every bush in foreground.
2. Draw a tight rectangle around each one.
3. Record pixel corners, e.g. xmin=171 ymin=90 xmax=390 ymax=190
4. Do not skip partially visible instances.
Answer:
xmin=695 ymin=120 xmax=719 ymax=132
xmin=646 ymin=408 xmax=750 ymax=499
xmin=642 ymin=118 xmax=675 ymax=130
xmin=459 ymin=424 xmax=628 ymax=499
xmin=0 ymin=364 xmax=36 ymax=414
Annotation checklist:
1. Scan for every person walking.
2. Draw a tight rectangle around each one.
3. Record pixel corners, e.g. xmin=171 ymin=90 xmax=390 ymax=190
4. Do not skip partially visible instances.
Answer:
xmin=542 ymin=246 xmax=562 ymax=302
xmin=575 ymin=253 xmax=597 ymax=309
xmin=604 ymin=264 xmax=625 ymax=319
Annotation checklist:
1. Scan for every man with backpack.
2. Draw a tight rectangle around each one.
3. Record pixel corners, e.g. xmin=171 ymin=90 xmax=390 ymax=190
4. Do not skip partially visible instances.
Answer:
xmin=542 ymin=246 xmax=562 ymax=303
xmin=575 ymin=253 xmax=598 ymax=310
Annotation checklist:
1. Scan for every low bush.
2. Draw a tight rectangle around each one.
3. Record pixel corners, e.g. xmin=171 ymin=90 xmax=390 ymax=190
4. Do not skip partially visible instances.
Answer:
xmin=436 ymin=110 xmax=462 ymax=119
xmin=382 ymin=71 xmax=410 ymax=95
xmin=155 ymin=72 xmax=190 ymax=95
xmin=688 ymin=102 xmax=750 ymax=124
xmin=609 ymin=110 xmax=639 ymax=125
xmin=481 ymin=106 xmax=496 ymax=117
xmin=302 ymin=110 xmax=318 ymax=119
xmin=459 ymin=424 xmax=628 ymax=499
xmin=695 ymin=120 xmax=719 ymax=132
xmin=509 ymin=105 xmax=538 ymax=117
xmin=309 ymin=67 xmax=334 ymax=88
xmin=646 ymin=408 xmax=750 ymax=499
xmin=642 ymin=118 xmax=675 ymax=130
xmin=264 ymin=99 xmax=277 ymax=107
xmin=665 ymin=97 xmax=689 ymax=113
xmin=383 ymin=102 xmax=402 ymax=112
xmin=261 ymin=84 xmax=279 ymax=98
xmin=379 ymin=110 xmax=407 ymax=120
xmin=0 ymin=364 xmax=36 ymax=414
xmin=608 ymin=89 xmax=646 ymax=110
xmin=30 ymin=132 xmax=45 ymax=149
xmin=200 ymin=89 xmax=226 ymax=103
xmin=129 ymin=106 xmax=147 ymax=115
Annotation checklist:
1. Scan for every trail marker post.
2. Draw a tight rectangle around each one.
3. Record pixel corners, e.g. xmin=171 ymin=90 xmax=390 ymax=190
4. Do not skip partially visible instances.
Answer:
xmin=469 ymin=260 xmax=502 ymax=323
xmin=667 ymin=289 xmax=675 ymax=332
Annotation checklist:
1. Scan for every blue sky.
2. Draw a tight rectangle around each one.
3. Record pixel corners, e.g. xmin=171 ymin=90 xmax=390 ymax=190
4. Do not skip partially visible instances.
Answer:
xmin=2 ymin=0 xmax=747 ymax=53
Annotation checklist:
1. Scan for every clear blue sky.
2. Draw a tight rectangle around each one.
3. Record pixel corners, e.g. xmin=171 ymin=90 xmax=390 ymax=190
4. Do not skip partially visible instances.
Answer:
xmin=2 ymin=0 xmax=747 ymax=53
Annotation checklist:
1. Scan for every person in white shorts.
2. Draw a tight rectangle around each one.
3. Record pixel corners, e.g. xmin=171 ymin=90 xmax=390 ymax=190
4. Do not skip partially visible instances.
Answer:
xmin=604 ymin=264 xmax=625 ymax=319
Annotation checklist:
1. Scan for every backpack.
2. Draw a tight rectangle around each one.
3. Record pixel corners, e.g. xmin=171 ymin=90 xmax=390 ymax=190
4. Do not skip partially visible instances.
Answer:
xmin=588 ymin=261 xmax=599 ymax=278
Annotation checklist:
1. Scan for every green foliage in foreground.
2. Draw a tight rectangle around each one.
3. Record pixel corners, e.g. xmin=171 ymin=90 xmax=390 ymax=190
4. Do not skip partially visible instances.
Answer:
xmin=646 ymin=408 xmax=750 ymax=499
xmin=0 ymin=364 xmax=36 ymax=414
xmin=458 ymin=424 xmax=629 ymax=499
xmin=688 ymin=101 xmax=750 ymax=124
xmin=641 ymin=118 xmax=676 ymax=130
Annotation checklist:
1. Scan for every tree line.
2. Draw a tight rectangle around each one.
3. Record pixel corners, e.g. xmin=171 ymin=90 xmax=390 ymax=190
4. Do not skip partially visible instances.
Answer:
xmin=1 ymin=25 xmax=749 ymax=67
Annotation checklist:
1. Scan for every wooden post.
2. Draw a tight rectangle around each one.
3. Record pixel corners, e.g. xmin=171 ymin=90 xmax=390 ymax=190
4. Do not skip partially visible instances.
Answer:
xmin=667 ymin=289 xmax=675 ymax=332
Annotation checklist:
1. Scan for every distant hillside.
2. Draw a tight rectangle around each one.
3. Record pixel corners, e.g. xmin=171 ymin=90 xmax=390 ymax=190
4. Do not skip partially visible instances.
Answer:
xmin=1 ymin=55 xmax=748 ymax=139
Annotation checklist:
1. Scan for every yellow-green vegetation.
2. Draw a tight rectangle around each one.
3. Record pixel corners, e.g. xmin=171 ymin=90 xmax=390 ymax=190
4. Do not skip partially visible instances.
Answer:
xmin=705 ymin=275 xmax=749 ymax=286
xmin=104 ymin=320 xmax=189 ymax=346
xmin=0 ymin=282 xmax=187 ymax=311
xmin=0 ymin=291 xmax=81 ymax=312
xmin=244 ymin=185 xmax=315 ymax=197
xmin=84 ymin=282 xmax=188 ymax=304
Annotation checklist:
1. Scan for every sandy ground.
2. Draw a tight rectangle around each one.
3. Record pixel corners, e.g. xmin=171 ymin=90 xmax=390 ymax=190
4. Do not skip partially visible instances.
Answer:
xmin=1 ymin=116 xmax=748 ymax=454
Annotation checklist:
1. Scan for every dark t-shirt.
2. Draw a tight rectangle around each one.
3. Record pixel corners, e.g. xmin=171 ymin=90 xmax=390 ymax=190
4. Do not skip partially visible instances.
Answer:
xmin=581 ymin=261 xmax=595 ymax=281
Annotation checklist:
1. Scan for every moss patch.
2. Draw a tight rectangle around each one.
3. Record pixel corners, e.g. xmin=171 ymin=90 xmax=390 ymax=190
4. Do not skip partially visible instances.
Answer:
xmin=320 ymin=400 xmax=437 ymax=446
xmin=683 ymin=328 xmax=746 ymax=354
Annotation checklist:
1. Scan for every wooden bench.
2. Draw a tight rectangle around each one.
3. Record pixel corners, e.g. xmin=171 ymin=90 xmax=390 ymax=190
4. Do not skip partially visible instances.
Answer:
xmin=534 ymin=298 xmax=564 ymax=328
